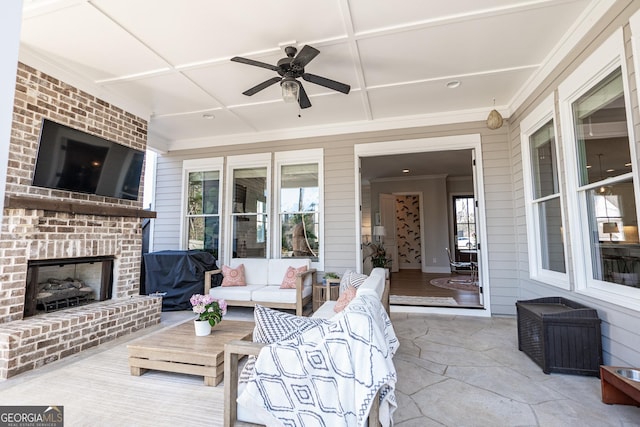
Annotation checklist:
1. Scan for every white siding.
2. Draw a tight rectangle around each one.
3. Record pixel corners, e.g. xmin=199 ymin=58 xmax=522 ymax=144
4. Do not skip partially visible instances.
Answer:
xmin=508 ymin=3 xmax=640 ymax=367
xmin=152 ymin=124 xmax=517 ymax=318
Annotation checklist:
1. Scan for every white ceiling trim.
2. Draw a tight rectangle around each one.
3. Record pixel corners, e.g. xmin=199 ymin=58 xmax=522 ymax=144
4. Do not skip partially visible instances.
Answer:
xmin=164 ymin=106 xmax=500 ymax=152
xmin=338 ymin=0 xmax=372 ymax=121
xmin=367 ymin=64 xmax=540 ymax=91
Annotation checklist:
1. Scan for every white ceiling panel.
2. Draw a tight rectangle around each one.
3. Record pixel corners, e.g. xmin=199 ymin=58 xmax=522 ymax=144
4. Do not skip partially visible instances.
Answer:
xmin=92 ymin=0 xmax=348 ymax=66
xmin=18 ymin=0 xmax=605 ymax=150
xmin=367 ymin=69 xmax=532 ymax=120
xmin=20 ymin=2 xmax=169 ymax=80
xmin=150 ymin=109 xmax=253 ymax=142
xmin=358 ymin=1 xmax=589 ymax=86
xmin=348 ymin=0 xmax=543 ymax=33
xmin=105 ymin=72 xmax=222 ymax=116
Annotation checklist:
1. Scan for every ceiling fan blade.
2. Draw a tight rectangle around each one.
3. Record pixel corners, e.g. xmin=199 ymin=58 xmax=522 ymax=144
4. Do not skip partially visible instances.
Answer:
xmin=293 ymin=45 xmax=320 ymax=68
xmin=298 ymin=83 xmax=311 ymax=109
xmin=302 ymin=73 xmax=350 ymax=94
xmin=242 ymin=77 xmax=281 ymax=96
xmin=231 ymin=56 xmax=279 ymax=72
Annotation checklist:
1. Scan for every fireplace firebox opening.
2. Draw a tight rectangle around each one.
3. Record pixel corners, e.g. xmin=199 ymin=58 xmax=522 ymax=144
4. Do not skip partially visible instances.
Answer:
xmin=25 ymin=256 xmax=114 ymax=317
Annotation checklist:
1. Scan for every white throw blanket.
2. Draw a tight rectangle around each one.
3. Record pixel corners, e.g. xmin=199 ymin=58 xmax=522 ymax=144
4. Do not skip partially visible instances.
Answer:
xmin=237 ymin=292 xmax=399 ymax=427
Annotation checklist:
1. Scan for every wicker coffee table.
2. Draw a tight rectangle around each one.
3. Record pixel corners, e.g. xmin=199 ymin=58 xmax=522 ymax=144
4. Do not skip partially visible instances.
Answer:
xmin=128 ymin=319 xmax=254 ymax=386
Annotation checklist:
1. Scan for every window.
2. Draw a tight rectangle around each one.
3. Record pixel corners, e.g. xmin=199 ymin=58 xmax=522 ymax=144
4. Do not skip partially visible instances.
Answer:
xmin=572 ymin=67 xmax=638 ymax=288
xmin=182 ymin=158 xmax=223 ymax=259
xmin=225 ymin=153 xmax=271 ymax=261
xmin=560 ymin=29 xmax=640 ymax=308
xmin=453 ymin=196 xmax=476 ymax=250
xmin=280 ymin=164 xmax=320 ymax=261
xmin=231 ymin=167 xmax=268 ymax=258
xmin=275 ymin=149 xmax=323 ymax=268
xmin=521 ymin=95 xmax=568 ymax=286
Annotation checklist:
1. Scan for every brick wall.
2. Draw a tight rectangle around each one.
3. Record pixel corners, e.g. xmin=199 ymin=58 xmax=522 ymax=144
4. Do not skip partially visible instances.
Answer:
xmin=0 ymin=63 xmax=161 ymax=379
xmin=0 ymin=296 xmax=161 ymax=379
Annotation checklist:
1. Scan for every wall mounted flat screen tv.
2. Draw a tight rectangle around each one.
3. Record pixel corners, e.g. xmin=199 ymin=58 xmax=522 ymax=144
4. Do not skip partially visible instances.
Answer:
xmin=32 ymin=119 xmax=145 ymax=201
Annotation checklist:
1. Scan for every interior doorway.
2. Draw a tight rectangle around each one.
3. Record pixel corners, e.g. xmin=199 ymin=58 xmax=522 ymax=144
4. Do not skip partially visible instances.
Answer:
xmin=355 ymin=135 xmax=488 ymax=313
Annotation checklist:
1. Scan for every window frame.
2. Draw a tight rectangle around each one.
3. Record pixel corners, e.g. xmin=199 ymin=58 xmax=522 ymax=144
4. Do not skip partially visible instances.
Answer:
xmin=558 ymin=29 xmax=640 ymax=309
xmin=274 ymin=148 xmax=324 ymax=271
xmin=225 ymin=153 xmax=272 ymax=265
xmin=520 ymin=93 xmax=569 ymax=289
xmin=181 ymin=157 xmax=224 ymax=258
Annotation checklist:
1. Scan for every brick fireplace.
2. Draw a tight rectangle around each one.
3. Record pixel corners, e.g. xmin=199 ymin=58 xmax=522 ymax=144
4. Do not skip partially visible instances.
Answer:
xmin=0 ymin=63 xmax=162 ymax=379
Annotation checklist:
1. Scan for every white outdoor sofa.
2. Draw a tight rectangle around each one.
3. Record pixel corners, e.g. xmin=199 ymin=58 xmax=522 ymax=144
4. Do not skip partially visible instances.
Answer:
xmin=204 ymin=258 xmax=316 ymax=316
xmin=223 ymin=267 xmax=393 ymax=427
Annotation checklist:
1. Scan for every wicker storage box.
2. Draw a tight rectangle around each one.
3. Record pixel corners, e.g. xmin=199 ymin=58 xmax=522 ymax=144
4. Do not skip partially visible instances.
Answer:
xmin=516 ymin=297 xmax=603 ymax=377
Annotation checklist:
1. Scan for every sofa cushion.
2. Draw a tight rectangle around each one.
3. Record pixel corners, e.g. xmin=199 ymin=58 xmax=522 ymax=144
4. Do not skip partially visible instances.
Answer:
xmin=229 ymin=258 xmax=269 ymax=286
xmin=267 ymin=258 xmax=311 ymax=287
xmin=221 ymin=264 xmax=246 ymax=287
xmin=209 ymin=283 xmax=265 ymax=301
xmin=357 ymin=267 xmax=386 ymax=300
xmin=253 ymin=304 xmax=327 ymax=343
xmin=339 ymin=270 xmax=368 ymax=293
xmin=334 ymin=285 xmax=357 ymax=313
xmin=279 ymin=265 xmax=308 ymax=289
xmin=251 ymin=285 xmax=312 ymax=304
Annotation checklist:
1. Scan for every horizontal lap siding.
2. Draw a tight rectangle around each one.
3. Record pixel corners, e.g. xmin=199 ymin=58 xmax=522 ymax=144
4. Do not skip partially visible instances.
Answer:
xmin=152 ymin=156 xmax=183 ymax=250
xmin=508 ymin=2 xmax=640 ymax=366
xmin=481 ymin=130 xmax=518 ymax=315
xmin=152 ymin=125 xmax=517 ymax=313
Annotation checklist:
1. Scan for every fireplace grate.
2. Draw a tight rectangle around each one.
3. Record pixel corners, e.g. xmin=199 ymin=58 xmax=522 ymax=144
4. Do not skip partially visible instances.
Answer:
xmin=40 ymin=292 xmax=95 ymax=312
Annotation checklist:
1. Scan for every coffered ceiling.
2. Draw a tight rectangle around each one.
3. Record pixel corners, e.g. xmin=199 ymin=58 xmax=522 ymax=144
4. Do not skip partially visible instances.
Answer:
xmin=19 ymin=0 xmax=609 ymax=153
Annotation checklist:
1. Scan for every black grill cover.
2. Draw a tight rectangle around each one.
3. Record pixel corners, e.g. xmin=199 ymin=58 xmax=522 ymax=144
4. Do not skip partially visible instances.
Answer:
xmin=143 ymin=250 xmax=220 ymax=311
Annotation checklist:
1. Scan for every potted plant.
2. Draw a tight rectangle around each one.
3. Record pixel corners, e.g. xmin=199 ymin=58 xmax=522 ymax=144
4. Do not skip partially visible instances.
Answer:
xmin=365 ymin=242 xmax=391 ymax=269
xmin=322 ymin=272 xmax=340 ymax=285
xmin=190 ymin=294 xmax=227 ymax=336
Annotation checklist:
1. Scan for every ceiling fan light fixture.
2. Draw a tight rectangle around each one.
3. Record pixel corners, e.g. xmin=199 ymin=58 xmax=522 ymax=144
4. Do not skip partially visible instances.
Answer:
xmin=281 ymin=77 xmax=299 ymax=103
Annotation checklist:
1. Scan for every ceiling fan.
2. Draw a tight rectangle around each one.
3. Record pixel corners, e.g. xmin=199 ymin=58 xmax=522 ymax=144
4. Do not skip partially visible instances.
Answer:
xmin=231 ymin=45 xmax=351 ymax=109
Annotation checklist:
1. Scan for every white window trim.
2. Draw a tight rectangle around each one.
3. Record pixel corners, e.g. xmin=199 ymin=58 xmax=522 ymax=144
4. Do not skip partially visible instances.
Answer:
xmin=520 ymin=94 xmax=569 ymax=289
xmin=558 ymin=28 xmax=640 ymax=310
xmin=225 ymin=153 xmax=272 ymax=265
xmin=274 ymin=148 xmax=324 ymax=271
xmin=180 ymin=157 xmax=224 ymax=255
xmin=630 ymin=9 xmax=640 ymax=117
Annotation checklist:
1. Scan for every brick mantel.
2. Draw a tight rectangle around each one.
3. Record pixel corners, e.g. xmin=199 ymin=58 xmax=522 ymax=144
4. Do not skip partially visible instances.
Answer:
xmin=4 ymin=195 xmax=157 ymax=218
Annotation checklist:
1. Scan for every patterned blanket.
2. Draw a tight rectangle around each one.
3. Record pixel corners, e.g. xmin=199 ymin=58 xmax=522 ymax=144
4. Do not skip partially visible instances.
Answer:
xmin=237 ymin=291 xmax=399 ymax=427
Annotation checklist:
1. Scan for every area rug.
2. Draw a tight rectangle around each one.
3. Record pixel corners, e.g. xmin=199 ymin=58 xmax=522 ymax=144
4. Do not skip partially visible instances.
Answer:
xmin=390 ymin=295 xmax=458 ymax=306
xmin=430 ymin=277 xmax=478 ymax=292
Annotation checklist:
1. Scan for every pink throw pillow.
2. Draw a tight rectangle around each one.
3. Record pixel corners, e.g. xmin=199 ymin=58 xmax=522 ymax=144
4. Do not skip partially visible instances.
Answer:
xmin=334 ymin=285 xmax=357 ymax=312
xmin=280 ymin=265 xmax=308 ymax=289
xmin=221 ymin=264 xmax=246 ymax=287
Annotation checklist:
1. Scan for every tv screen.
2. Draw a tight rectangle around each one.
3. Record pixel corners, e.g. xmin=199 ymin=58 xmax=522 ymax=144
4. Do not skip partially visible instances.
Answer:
xmin=32 ymin=119 xmax=145 ymax=201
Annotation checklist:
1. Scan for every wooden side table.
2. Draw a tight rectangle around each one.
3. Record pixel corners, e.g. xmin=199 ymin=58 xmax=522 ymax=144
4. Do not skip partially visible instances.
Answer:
xmin=312 ymin=278 xmax=340 ymax=311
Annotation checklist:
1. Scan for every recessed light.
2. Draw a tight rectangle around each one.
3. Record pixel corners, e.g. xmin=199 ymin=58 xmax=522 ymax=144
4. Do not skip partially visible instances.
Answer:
xmin=202 ymin=113 xmax=215 ymax=119
xmin=446 ymin=80 xmax=461 ymax=89
xmin=402 ymin=169 xmax=410 ymax=174
xmin=586 ymin=165 xmax=592 ymax=169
